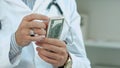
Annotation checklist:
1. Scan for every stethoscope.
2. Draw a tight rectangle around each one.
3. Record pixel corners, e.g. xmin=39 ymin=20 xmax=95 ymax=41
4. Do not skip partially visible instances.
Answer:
xmin=47 ymin=0 xmax=63 ymax=15
xmin=46 ymin=0 xmax=74 ymax=45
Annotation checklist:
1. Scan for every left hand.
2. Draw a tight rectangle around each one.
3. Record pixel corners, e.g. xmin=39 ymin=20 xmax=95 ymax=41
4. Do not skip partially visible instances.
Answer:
xmin=36 ymin=38 xmax=68 ymax=67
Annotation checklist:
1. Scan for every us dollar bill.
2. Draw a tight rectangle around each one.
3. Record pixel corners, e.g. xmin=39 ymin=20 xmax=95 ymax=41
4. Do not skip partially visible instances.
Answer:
xmin=46 ymin=17 xmax=64 ymax=39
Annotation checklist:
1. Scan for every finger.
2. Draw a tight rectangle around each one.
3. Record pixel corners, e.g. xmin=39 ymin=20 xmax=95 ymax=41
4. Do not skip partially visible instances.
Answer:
xmin=28 ymin=21 xmax=47 ymax=29
xmin=37 ymin=48 xmax=58 ymax=65
xmin=20 ymin=28 xmax=30 ymax=36
xmin=38 ymin=52 xmax=58 ymax=66
xmin=26 ymin=35 xmax=45 ymax=41
xmin=33 ymin=28 xmax=46 ymax=35
xmin=37 ymin=47 xmax=61 ymax=60
xmin=36 ymin=43 xmax=64 ymax=54
xmin=23 ymin=14 xmax=49 ymax=21
xmin=41 ymin=38 xmax=66 ymax=47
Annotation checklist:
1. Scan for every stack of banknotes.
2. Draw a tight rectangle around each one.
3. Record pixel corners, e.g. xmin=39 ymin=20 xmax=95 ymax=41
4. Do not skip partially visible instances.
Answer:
xmin=46 ymin=17 xmax=64 ymax=39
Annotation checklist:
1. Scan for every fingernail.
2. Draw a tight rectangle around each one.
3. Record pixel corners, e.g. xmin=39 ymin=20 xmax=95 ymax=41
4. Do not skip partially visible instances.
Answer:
xmin=38 ymin=35 xmax=45 ymax=41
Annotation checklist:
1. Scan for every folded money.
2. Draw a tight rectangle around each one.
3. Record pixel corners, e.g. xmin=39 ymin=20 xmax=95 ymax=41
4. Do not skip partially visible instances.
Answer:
xmin=46 ymin=17 xmax=64 ymax=39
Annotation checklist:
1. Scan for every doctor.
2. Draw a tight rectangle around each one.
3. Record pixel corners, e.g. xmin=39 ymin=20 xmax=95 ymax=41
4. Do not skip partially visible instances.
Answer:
xmin=0 ymin=0 xmax=91 ymax=68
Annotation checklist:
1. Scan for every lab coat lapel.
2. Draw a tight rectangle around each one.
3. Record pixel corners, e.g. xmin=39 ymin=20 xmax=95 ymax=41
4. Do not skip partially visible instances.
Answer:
xmin=32 ymin=0 xmax=43 ymax=12
xmin=57 ymin=0 xmax=70 ymax=23
xmin=5 ymin=0 xmax=45 ymax=12
xmin=5 ymin=0 xmax=30 ymax=10
xmin=57 ymin=0 xmax=70 ymax=40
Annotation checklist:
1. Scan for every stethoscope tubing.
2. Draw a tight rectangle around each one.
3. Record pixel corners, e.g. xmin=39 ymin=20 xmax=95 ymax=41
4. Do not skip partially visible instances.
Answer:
xmin=47 ymin=0 xmax=63 ymax=15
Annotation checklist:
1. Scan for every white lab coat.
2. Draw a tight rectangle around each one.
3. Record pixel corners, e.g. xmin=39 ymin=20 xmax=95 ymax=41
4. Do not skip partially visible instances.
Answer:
xmin=0 ymin=0 xmax=91 ymax=68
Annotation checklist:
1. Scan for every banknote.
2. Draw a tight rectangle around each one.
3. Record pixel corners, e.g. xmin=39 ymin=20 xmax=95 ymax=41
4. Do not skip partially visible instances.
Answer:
xmin=46 ymin=17 xmax=64 ymax=39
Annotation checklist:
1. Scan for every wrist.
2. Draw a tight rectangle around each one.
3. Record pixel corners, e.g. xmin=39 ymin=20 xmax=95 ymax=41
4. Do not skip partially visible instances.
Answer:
xmin=58 ymin=54 xmax=72 ymax=68
xmin=64 ymin=56 xmax=72 ymax=68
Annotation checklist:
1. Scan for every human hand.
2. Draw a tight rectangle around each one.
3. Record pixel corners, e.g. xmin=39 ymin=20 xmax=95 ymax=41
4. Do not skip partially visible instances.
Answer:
xmin=15 ymin=14 xmax=49 ymax=46
xmin=36 ymin=38 xmax=68 ymax=67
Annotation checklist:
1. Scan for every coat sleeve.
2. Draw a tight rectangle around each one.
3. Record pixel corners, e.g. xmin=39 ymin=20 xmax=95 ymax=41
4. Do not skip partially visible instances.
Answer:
xmin=0 ymin=28 xmax=20 ymax=68
xmin=0 ymin=25 xmax=21 ymax=68
xmin=0 ymin=1 xmax=21 ymax=67
xmin=0 ymin=35 xmax=12 ymax=68
xmin=0 ymin=1 xmax=11 ymax=68
xmin=65 ymin=0 xmax=91 ymax=68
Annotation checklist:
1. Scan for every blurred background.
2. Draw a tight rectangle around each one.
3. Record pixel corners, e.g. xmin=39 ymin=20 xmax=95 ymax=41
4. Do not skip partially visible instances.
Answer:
xmin=76 ymin=0 xmax=120 ymax=68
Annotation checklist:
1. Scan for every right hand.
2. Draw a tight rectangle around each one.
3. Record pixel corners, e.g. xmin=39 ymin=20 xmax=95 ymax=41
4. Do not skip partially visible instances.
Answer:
xmin=15 ymin=14 xmax=49 ymax=46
